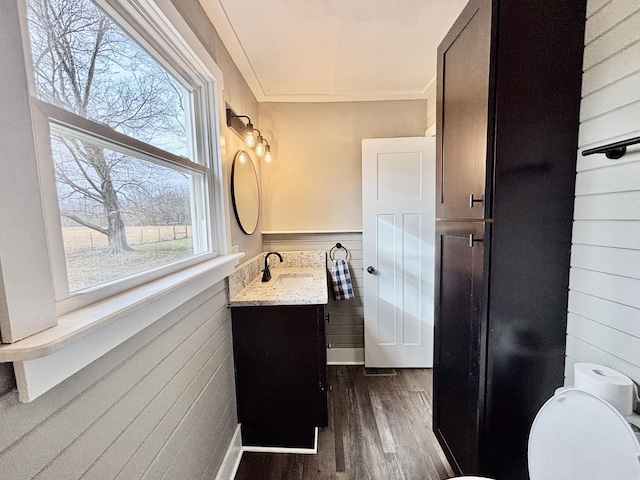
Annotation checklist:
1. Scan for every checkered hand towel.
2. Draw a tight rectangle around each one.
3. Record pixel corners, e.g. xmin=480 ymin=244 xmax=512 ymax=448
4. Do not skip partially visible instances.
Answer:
xmin=331 ymin=259 xmax=354 ymax=300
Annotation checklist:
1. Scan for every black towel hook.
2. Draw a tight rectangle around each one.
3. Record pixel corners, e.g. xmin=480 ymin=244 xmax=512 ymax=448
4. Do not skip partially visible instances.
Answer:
xmin=330 ymin=242 xmax=349 ymax=261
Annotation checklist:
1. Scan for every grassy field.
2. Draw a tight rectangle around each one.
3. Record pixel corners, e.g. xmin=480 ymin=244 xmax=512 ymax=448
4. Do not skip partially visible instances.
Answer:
xmin=62 ymin=225 xmax=192 ymax=253
xmin=62 ymin=226 xmax=194 ymax=292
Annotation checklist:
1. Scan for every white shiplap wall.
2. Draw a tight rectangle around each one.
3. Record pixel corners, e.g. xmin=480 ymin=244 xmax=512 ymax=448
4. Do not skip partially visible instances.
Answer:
xmin=262 ymin=232 xmax=364 ymax=350
xmin=0 ymin=281 xmax=236 ymax=480
xmin=565 ymin=0 xmax=640 ymax=385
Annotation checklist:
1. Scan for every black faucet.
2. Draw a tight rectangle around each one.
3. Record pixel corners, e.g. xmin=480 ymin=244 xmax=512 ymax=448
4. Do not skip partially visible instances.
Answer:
xmin=262 ymin=251 xmax=283 ymax=282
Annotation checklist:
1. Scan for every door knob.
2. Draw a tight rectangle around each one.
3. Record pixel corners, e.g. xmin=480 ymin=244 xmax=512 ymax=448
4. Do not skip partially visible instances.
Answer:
xmin=367 ymin=266 xmax=376 ymax=274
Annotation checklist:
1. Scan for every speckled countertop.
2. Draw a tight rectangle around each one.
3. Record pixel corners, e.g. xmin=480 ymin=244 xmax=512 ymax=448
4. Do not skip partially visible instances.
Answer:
xmin=229 ymin=266 xmax=328 ymax=306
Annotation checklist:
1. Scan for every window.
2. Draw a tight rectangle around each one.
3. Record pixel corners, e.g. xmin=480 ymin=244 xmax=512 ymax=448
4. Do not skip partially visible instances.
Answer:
xmin=0 ymin=0 xmax=235 ymax=401
xmin=26 ymin=0 xmax=218 ymax=309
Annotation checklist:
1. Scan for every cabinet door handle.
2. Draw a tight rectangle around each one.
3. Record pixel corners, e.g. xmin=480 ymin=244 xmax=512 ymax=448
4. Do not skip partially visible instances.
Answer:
xmin=326 ymin=343 xmax=332 ymax=349
xmin=325 ymin=313 xmax=330 ymax=324
xmin=469 ymin=234 xmax=484 ymax=248
xmin=469 ymin=194 xmax=484 ymax=208
xmin=367 ymin=266 xmax=376 ymax=274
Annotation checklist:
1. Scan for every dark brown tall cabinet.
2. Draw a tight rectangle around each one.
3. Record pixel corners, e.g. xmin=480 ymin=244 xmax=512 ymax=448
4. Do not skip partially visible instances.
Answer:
xmin=432 ymin=1 xmax=586 ymax=479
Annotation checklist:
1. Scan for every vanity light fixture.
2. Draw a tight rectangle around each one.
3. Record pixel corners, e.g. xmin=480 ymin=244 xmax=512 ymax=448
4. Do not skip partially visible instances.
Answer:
xmin=264 ymin=141 xmax=272 ymax=163
xmin=226 ymin=108 xmax=255 ymax=147
xmin=254 ymin=131 xmax=265 ymax=157
xmin=226 ymin=105 xmax=273 ymax=161
xmin=245 ymin=127 xmax=256 ymax=148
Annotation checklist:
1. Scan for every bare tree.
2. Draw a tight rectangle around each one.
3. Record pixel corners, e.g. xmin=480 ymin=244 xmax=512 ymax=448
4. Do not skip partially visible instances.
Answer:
xmin=28 ymin=0 xmax=187 ymax=253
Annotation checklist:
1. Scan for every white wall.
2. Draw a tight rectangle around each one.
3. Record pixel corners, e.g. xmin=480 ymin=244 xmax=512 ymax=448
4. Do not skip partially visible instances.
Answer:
xmin=0 ymin=0 xmax=57 ymax=342
xmin=565 ymin=0 xmax=640 ymax=386
xmin=258 ymin=101 xmax=428 ymax=231
xmin=0 ymin=282 xmax=236 ymax=480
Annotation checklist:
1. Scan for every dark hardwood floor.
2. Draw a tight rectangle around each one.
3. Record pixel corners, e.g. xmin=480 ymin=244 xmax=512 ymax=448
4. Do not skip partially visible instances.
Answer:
xmin=234 ymin=366 xmax=454 ymax=480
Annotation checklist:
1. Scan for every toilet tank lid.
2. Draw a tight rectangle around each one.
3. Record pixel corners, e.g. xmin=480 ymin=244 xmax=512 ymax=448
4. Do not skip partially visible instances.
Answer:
xmin=529 ymin=389 xmax=640 ymax=480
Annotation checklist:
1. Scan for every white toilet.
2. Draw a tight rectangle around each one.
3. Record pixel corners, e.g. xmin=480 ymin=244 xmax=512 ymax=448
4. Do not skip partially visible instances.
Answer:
xmin=453 ymin=389 xmax=640 ymax=480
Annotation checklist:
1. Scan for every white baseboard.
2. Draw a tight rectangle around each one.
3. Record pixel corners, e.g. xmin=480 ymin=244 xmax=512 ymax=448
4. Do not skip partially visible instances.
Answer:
xmin=242 ymin=427 xmax=318 ymax=455
xmin=215 ymin=424 xmax=243 ymax=480
xmin=215 ymin=347 xmax=365 ymax=480
xmin=215 ymin=425 xmax=319 ymax=479
xmin=327 ymin=347 xmax=364 ymax=365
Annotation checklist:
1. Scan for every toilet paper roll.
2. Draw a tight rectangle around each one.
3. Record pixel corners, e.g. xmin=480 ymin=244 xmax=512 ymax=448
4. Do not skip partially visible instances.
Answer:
xmin=574 ymin=363 xmax=634 ymax=416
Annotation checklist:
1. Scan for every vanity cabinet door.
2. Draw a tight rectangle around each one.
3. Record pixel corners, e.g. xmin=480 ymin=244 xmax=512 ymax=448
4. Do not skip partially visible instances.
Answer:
xmin=433 ymin=222 xmax=488 ymax=475
xmin=231 ymin=305 xmax=327 ymax=428
xmin=316 ymin=305 xmax=329 ymax=426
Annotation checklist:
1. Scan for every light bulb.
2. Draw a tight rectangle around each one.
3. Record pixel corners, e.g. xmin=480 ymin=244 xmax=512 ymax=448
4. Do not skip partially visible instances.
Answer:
xmin=255 ymin=135 xmax=265 ymax=157
xmin=239 ymin=152 xmax=246 ymax=164
xmin=245 ymin=129 xmax=255 ymax=148
xmin=244 ymin=122 xmax=255 ymax=147
xmin=264 ymin=145 xmax=272 ymax=163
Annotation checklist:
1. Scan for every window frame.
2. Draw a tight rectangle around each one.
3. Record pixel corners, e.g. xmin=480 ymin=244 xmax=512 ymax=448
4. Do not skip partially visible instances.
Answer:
xmin=24 ymin=0 xmax=228 ymax=315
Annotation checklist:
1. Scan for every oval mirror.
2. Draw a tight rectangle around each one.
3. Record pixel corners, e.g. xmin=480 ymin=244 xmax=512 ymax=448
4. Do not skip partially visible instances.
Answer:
xmin=231 ymin=150 xmax=260 ymax=234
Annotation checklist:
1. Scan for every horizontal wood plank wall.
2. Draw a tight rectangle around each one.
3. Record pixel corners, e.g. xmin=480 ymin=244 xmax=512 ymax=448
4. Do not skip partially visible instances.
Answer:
xmin=566 ymin=0 xmax=640 ymax=385
xmin=262 ymin=233 xmax=364 ymax=349
xmin=0 ymin=281 xmax=236 ymax=480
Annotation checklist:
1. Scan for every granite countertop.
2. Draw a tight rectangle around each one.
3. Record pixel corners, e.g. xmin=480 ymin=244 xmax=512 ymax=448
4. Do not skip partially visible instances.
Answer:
xmin=229 ymin=266 xmax=328 ymax=307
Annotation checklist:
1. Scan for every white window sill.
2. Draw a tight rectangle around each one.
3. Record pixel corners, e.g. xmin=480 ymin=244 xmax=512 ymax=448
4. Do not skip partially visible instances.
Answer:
xmin=0 ymin=252 xmax=244 ymax=402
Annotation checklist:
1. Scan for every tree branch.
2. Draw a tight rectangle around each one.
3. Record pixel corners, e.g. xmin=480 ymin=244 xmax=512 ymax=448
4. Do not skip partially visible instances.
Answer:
xmin=60 ymin=212 xmax=108 ymax=235
xmin=55 ymin=165 xmax=104 ymax=204
xmin=82 ymin=17 xmax=108 ymax=112
xmin=60 ymin=136 xmax=104 ymax=194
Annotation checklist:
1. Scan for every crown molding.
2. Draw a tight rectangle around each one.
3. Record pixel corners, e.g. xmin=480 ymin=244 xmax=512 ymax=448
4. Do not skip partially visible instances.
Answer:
xmin=256 ymin=91 xmax=430 ymax=103
xmin=199 ymin=0 xmax=266 ymax=101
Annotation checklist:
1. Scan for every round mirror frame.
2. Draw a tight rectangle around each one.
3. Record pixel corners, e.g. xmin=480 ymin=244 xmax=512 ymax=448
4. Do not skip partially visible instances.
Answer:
xmin=231 ymin=150 xmax=260 ymax=235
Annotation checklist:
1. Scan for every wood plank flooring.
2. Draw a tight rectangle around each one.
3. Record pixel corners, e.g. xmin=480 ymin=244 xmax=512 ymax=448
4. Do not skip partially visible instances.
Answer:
xmin=234 ymin=366 xmax=454 ymax=480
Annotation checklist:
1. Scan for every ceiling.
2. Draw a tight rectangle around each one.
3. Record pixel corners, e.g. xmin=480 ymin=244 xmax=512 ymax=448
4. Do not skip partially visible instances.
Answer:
xmin=198 ymin=0 xmax=468 ymax=102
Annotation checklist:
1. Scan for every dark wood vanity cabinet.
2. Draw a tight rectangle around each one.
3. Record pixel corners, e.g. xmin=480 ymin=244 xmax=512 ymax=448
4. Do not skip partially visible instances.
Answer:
xmin=231 ymin=304 xmax=328 ymax=448
xmin=433 ymin=0 xmax=586 ymax=479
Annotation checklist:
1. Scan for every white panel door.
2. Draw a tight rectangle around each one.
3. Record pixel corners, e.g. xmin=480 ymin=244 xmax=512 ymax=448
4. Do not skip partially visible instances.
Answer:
xmin=362 ymin=137 xmax=435 ymax=367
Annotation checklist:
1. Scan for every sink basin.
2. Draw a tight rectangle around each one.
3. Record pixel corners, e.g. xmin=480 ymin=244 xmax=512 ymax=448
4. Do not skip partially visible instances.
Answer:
xmin=272 ymin=274 xmax=314 ymax=287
